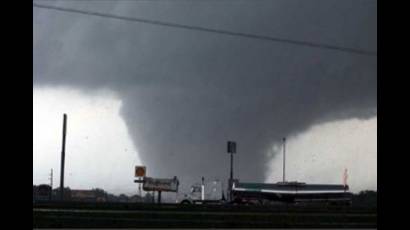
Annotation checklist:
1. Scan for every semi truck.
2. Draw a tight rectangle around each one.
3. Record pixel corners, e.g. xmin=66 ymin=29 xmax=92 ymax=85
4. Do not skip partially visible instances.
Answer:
xmin=178 ymin=179 xmax=351 ymax=205
xmin=178 ymin=178 xmax=226 ymax=204
xmin=231 ymin=181 xmax=352 ymax=205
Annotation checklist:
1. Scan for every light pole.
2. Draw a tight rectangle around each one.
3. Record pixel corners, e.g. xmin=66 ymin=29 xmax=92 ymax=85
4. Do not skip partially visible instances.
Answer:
xmin=282 ymin=137 xmax=286 ymax=183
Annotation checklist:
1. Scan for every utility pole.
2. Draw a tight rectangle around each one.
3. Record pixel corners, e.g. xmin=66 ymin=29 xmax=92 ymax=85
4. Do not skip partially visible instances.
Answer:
xmin=282 ymin=137 xmax=286 ymax=183
xmin=60 ymin=114 xmax=67 ymax=201
xmin=49 ymin=168 xmax=53 ymax=188
xmin=49 ymin=168 xmax=53 ymax=200
xmin=221 ymin=181 xmax=226 ymax=201
xmin=230 ymin=154 xmax=233 ymax=180
xmin=201 ymin=177 xmax=205 ymax=201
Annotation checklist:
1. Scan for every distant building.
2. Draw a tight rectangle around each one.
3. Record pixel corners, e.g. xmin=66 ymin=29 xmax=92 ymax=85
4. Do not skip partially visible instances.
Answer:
xmin=129 ymin=194 xmax=144 ymax=203
xmin=70 ymin=190 xmax=97 ymax=202
xmin=117 ymin=194 xmax=129 ymax=203
xmin=33 ymin=184 xmax=52 ymax=201
xmin=33 ymin=185 xmax=38 ymax=202
xmin=34 ymin=186 xmax=147 ymax=203
xmin=52 ymin=187 xmax=72 ymax=200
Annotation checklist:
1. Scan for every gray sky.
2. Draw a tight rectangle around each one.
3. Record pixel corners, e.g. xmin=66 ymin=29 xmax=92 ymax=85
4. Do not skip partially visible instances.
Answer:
xmin=33 ymin=0 xmax=377 ymax=194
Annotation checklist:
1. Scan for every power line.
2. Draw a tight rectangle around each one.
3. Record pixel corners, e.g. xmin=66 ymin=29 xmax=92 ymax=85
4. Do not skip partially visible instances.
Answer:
xmin=33 ymin=3 xmax=376 ymax=56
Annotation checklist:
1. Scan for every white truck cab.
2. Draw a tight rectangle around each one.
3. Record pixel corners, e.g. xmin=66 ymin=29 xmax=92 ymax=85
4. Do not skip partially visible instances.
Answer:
xmin=178 ymin=179 xmax=225 ymax=205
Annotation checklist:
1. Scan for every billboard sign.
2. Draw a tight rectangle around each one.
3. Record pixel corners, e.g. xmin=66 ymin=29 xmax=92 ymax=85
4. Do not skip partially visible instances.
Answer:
xmin=135 ymin=166 xmax=146 ymax=177
xmin=143 ymin=176 xmax=179 ymax=192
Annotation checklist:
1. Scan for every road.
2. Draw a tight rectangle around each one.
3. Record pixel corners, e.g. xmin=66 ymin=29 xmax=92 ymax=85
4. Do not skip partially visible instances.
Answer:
xmin=33 ymin=202 xmax=377 ymax=228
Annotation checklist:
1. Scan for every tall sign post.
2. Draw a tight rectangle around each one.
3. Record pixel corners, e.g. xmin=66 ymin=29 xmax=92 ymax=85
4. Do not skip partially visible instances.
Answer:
xmin=135 ymin=166 xmax=146 ymax=198
xmin=227 ymin=141 xmax=236 ymax=201
xmin=134 ymin=166 xmax=179 ymax=204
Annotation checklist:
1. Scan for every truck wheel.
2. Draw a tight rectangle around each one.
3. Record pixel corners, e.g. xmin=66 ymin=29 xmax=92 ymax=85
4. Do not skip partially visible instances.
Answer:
xmin=180 ymin=200 xmax=191 ymax=205
xmin=232 ymin=198 xmax=242 ymax=205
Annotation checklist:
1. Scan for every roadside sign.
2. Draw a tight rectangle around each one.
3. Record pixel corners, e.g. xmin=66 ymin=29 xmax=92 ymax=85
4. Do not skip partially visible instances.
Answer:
xmin=135 ymin=166 xmax=146 ymax=177
xmin=143 ymin=176 xmax=179 ymax=192
xmin=227 ymin=141 xmax=236 ymax=153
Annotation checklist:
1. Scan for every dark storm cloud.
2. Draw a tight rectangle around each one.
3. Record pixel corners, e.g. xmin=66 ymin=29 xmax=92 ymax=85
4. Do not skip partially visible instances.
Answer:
xmin=33 ymin=0 xmax=376 ymax=187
